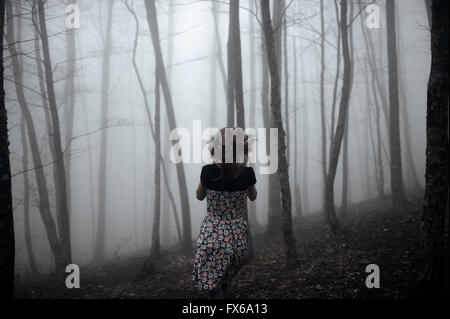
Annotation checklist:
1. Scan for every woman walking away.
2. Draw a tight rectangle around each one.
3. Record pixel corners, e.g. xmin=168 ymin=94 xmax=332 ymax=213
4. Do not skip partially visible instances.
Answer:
xmin=193 ymin=128 xmax=258 ymax=299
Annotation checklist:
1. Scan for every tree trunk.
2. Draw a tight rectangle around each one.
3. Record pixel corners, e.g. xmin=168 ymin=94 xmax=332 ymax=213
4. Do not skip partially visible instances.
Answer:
xmin=37 ymin=0 xmax=72 ymax=267
xmin=247 ymin=0 xmax=260 ymax=231
xmin=231 ymin=0 xmax=245 ymax=129
xmin=64 ymin=0 xmax=77 ymax=215
xmin=226 ymin=1 xmax=235 ymax=126
xmin=260 ymin=0 xmax=298 ymax=268
xmin=340 ymin=0 xmax=355 ymax=215
xmin=94 ymin=0 xmax=114 ymax=262
xmin=211 ymin=1 xmax=228 ymax=103
xmin=6 ymin=0 xmax=64 ymax=270
xmin=386 ymin=0 xmax=406 ymax=205
xmin=324 ymin=0 xmax=352 ymax=234
xmin=20 ymin=119 xmax=39 ymax=276
xmin=419 ymin=0 xmax=448 ymax=298
xmin=266 ymin=0 xmax=283 ymax=238
xmin=319 ymin=0 xmax=327 ymax=189
xmin=293 ymin=38 xmax=302 ymax=218
xmin=330 ymin=0 xmax=341 ymax=144
xmin=144 ymin=0 xmax=192 ymax=253
xmin=0 ymin=0 xmax=15 ymax=298
xmin=151 ymin=76 xmax=161 ymax=258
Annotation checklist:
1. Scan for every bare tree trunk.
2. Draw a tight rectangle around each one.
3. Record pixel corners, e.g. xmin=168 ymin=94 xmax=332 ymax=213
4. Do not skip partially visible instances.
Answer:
xmin=340 ymin=1 xmax=354 ymax=215
xmin=151 ymin=76 xmax=161 ymax=258
xmin=300 ymin=38 xmax=310 ymax=215
xmin=324 ymin=0 xmax=352 ymax=234
xmin=418 ymin=0 xmax=448 ymax=298
xmin=319 ymin=0 xmax=327 ymax=188
xmin=386 ymin=0 xmax=406 ymax=205
xmin=20 ymin=118 xmax=39 ymax=276
xmin=6 ymin=0 xmax=64 ymax=270
xmin=283 ymin=10 xmax=290 ymax=161
xmin=211 ymin=1 xmax=227 ymax=99
xmin=261 ymin=0 xmax=297 ymax=267
xmin=144 ymin=0 xmax=192 ymax=253
xmin=293 ymin=37 xmax=302 ymax=218
xmin=37 ymin=0 xmax=72 ymax=267
xmin=226 ymin=1 xmax=235 ymax=126
xmin=330 ymin=0 xmax=341 ymax=144
xmin=248 ymin=0 xmax=260 ymax=229
xmin=0 ymin=0 xmax=15 ymax=298
xmin=94 ymin=0 xmax=114 ymax=262
xmin=125 ymin=1 xmax=182 ymax=246
xmin=230 ymin=0 xmax=245 ymax=128
xmin=14 ymin=2 xmax=38 ymax=275
xmin=64 ymin=0 xmax=77 ymax=215
xmin=266 ymin=0 xmax=283 ymax=238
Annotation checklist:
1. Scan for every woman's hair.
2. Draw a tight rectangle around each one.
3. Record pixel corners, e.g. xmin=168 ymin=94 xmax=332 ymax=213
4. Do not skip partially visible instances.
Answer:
xmin=208 ymin=127 xmax=253 ymax=182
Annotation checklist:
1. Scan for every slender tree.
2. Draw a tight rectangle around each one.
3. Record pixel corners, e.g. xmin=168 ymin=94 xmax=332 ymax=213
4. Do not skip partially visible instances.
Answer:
xmin=37 ymin=0 xmax=72 ymax=266
xmin=94 ymin=0 xmax=114 ymax=262
xmin=386 ymin=0 xmax=406 ymax=205
xmin=0 ymin=0 xmax=15 ymax=299
xmin=324 ymin=0 xmax=352 ymax=233
xmin=260 ymin=0 xmax=297 ymax=267
xmin=231 ymin=0 xmax=245 ymax=128
xmin=6 ymin=0 xmax=64 ymax=270
xmin=144 ymin=0 xmax=192 ymax=253
xmin=63 ymin=0 xmax=77 ymax=213
xmin=151 ymin=76 xmax=161 ymax=258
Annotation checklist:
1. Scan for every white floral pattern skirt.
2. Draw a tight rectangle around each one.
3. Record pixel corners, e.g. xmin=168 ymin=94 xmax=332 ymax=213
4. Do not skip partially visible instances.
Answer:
xmin=193 ymin=189 xmax=249 ymax=292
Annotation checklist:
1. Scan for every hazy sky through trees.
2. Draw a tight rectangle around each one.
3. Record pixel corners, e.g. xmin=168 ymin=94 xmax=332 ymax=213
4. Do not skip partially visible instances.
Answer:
xmin=4 ymin=0 xmax=430 ymax=275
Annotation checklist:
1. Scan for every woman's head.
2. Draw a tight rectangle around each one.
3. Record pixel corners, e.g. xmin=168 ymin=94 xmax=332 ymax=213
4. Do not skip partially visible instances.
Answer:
xmin=208 ymin=127 xmax=253 ymax=180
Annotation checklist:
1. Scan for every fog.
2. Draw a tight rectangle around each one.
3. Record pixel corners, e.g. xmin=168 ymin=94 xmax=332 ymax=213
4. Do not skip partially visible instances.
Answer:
xmin=5 ymin=0 xmax=430 ymax=276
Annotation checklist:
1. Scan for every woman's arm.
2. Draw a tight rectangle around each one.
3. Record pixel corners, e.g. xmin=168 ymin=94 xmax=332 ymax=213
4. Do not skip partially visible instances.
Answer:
xmin=196 ymin=182 xmax=206 ymax=201
xmin=247 ymin=185 xmax=257 ymax=201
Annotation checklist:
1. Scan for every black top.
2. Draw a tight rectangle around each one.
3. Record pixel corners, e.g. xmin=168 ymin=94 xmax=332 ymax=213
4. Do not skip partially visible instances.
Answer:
xmin=200 ymin=164 xmax=257 ymax=192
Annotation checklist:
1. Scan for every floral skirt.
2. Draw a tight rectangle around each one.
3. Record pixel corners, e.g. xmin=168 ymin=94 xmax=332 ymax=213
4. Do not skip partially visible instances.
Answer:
xmin=192 ymin=193 xmax=249 ymax=291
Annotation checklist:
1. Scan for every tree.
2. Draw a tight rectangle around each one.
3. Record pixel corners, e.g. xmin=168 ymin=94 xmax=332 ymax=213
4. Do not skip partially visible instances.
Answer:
xmin=260 ymin=0 xmax=297 ymax=267
xmin=266 ymin=0 xmax=283 ymax=238
xmin=94 ymin=0 xmax=114 ymax=262
xmin=0 ymin=0 xmax=15 ymax=299
xmin=324 ymin=0 xmax=352 ymax=234
xmin=144 ymin=0 xmax=192 ymax=253
xmin=386 ymin=0 xmax=406 ymax=205
xmin=418 ymin=0 xmax=448 ymax=298
xmin=63 ymin=0 xmax=77 ymax=213
xmin=151 ymin=77 xmax=161 ymax=258
xmin=36 ymin=0 xmax=72 ymax=267
xmin=6 ymin=0 xmax=64 ymax=271
xmin=319 ymin=0 xmax=327 ymax=188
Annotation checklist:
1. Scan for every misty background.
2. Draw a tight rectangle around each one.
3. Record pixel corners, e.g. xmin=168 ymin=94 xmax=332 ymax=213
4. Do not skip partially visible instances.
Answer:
xmin=4 ymin=0 xmax=430 ymax=276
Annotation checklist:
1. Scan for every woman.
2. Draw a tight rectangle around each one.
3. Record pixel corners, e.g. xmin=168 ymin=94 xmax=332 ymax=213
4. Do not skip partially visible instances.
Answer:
xmin=192 ymin=128 xmax=257 ymax=299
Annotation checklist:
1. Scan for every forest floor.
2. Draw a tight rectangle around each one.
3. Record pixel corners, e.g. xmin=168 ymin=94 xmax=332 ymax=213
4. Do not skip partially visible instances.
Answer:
xmin=15 ymin=190 xmax=448 ymax=299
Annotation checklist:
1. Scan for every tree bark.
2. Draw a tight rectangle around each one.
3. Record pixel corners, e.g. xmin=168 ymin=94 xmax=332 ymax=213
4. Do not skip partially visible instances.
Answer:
xmin=63 ymin=0 xmax=77 ymax=215
xmin=386 ymin=0 xmax=406 ymax=205
xmin=419 ymin=0 xmax=448 ymax=298
xmin=230 ymin=0 xmax=245 ymax=129
xmin=319 ymin=0 xmax=327 ymax=188
xmin=94 ymin=0 xmax=114 ymax=262
xmin=324 ymin=0 xmax=352 ymax=234
xmin=0 ymin=0 xmax=15 ymax=298
xmin=260 ymin=0 xmax=297 ymax=267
